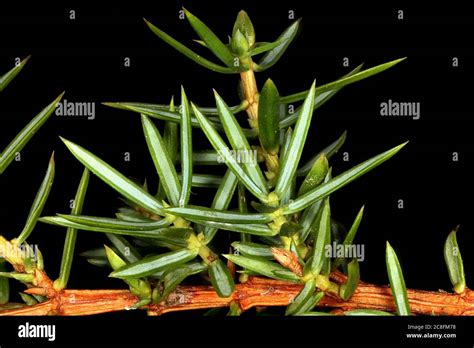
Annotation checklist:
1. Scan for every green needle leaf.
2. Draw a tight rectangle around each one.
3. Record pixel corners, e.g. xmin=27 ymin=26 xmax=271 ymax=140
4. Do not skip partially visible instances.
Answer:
xmin=214 ymin=90 xmax=267 ymax=194
xmin=286 ymin=278 xmax=316 ymax=315
xmin=258 ymin=79 xmax=280 ymax=154
xmin=61 ymin=137 xmax=164 ymax=215
xmin=144 ymin=19 xmax=235 ymax=74
xmin=178 ymin=173 xmax=222 ymax=187
xmin=333 ymin=206 xmax=365 ymax=268
xmin=158 ymin=262 xmax=207 ymax=302
xmin=231 ymin=241 xmax=273 ymax=259
xmin=110 ymin=248 xmax=198 ymax=279
xmin=279 ymin=64 xmax=364 ymax=129
xmin=179 ymin=87 xmax=192 ymax=206
xmin=284 ymin=142 xmax=408 ymax=214
xmin=40 ymin=216 xmax=192 ymax=242
xmin=142 ymin=115 xmax=181 ymax=206
xmin=209 ymin=259 xmax=235 ymax=297
xmin=103 ymin=101 xmax=244 ymax=117
xmin=54 ymin=168 xmax=90 ymax=290
xmin=297 ymin=131 xmax=347 ymax=177
xmin=102 ymin=102 xmax=257 ymax=138
xmin=0 ymin=93 xmax=64 ymax=174
xmin=0 ymin=261 xmax=9 ymax=304
xmin=342 ymin=206 xmax=365 ymax=246
xmin=192 ymin=103 xmax=268 ymax=202
xmin=191 ymin=220 xmax=276 ymax=236
xmin=16 ymin=152 xmax=55 ymax=245
xmin=183 ymin=8 xmax=236 ymax=68
xmin=444 ymin=227 xmax=466 ymax=294
xmin=279 ymin=65 xmax=362 ymax=104
xmin=224 ymin=254 xmax=300 ymax=282
xmin=340 ymin=259 xmax=360 ymax=301
xmin=0 ymin=56 xmax=29 ymax=92
xmin=106 ymin=234 xmax=141 ymax=264
xmin=250 ymin=39 xmax=289 ymax=57
xmin=104 ymin=245 xmax=149 ymax=295
xmin=255 ymin=19 xmax=300 ymax=71
xmin=165 ymin=205 xmax=273 ymax=224
xmin=203 ymin=170 xmax=238 ymax=243
xmin=279 ymin=58 xmax=406 ymax=103
xmin=55 ymin=214 xmax=173 ymax=231
xmin=275 ymin=81 xmax=316 ymax=199
xmin=305 ymin=198 xmax=331 ymax=277
xmin=386 ymin=242 xmax=411 ymax=316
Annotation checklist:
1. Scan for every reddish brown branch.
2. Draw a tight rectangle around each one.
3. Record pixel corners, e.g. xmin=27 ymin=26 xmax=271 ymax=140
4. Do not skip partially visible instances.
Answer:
xmin=1 ymin=273 xmax=473 ymax=316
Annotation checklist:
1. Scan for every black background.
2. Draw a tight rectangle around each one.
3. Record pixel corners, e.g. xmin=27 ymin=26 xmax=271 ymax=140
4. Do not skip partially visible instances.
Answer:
xmin=0 ymin=0 xmax=473 ymax=344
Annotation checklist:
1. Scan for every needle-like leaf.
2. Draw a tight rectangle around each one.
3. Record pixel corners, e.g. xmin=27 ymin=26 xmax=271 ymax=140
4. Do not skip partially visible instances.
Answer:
xmin=297 ymin=131 xmax=346 ymax=177
xmin=305 ymin=198 xmax=331 ymax=277
xmin=61 ymin=137 xmax=164 ymax=215
xmin=231 ymin=241 xmax=273 ymax=259
xmin=279 ymin=58 xmax=405 ymax=103
xmin=250 ymin=39 xmax=289 ymax=57
xmin=209 ymin=259 xmax=235 ymax=297
xmin=333 ymin=206 xmax=365 ymax=268
xmin=0 ymin=93 xmax=64 ymax=174
xmin=192 ymin=103 xmax=268 ymax=202
xmin=274 ymin=81 xmax=316 ymax=199
xmin=179 ymin=87 xmax=192 ymax=206
xmin=444 ymin=227 xmax=466 ymax=294
xmin=278 ymin=64 xmax=364 ymax=129
xmin=110 ymin=248 xmax=198 ymax=279
xmin=342 ymin=206 xmax=365 ymax=246
xmin=165 ymin=205 xmax=273 ymax=224
xmin=340 ymin=259 xmax=360 ymax=300
xmin=142 ymin=115 xmax=181 ymax=206
xmin=39 ymin=216 xmax=190 ymax=241
xmin=254 ymin=19 xmax=300 ymax=71
xmin=0 ymin=261 xmax=9 ymax=304
xmin=284 ymin=142 xmax=408 ymax=214
xmin=286 ymin=278 xmax=316 ymax=315
xmin=157 ymin=261 xmax=207 ymax=302
xmin=103 ymin=101 xmax=245 ymax=116
xmin=106 ymin=234 xmax=141 ymax=264
xmin=214 ymin=90 xmax=267 ymax=194
xmin=144 ymin=19 xmax=235 ymax=74
xmin=386 ymin=242 xmax=411 ymax=316
xmin=54 ymin=168 xmax=90 ymax=290
xmin=224 ymin=254 xmax=300 ymax=282
xmin=0 ymin=56 xmax=29 ymax=92
xmin=102 ymin=102 xmax=257 ymax=138
xmin=56 ymin=214 xmax=173 ymax=231
xmin=16 ymin=153 xmax=55 ymax=244
xmin=195 ymin=220 xmax=276 ymax=236
xmin=203 ymin=170 xmax=238 ymax=243
xmin=178 ymin=173 xmax=222 ymax=187
xmin=183 ymin=8 xmax=235 ymax=68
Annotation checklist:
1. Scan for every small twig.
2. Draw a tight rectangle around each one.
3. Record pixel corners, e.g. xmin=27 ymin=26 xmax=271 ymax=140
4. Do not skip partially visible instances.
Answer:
xmin=1 ymin=272 xmax=473 ymax=316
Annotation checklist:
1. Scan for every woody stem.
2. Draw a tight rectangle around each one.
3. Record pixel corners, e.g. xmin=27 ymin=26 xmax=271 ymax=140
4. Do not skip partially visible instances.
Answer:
xmin=2 ymin=272 xmax=473 ymax=316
